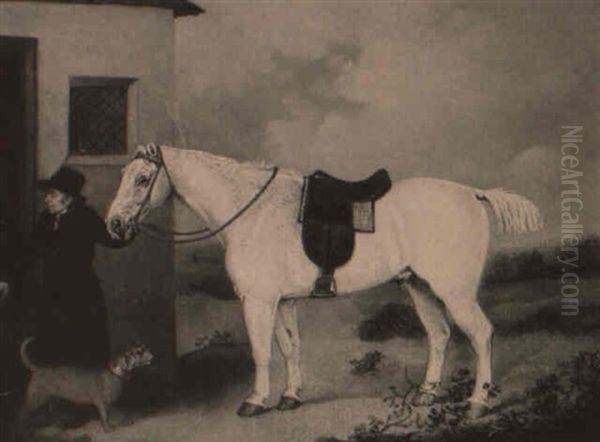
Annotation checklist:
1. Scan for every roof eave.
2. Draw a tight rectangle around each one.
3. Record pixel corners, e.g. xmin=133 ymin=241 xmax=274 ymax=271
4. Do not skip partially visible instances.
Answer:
xmin=174 ymin=1 xmax=204 ymax=17
xmin=2 ymin=1 xmax=204 ymax=18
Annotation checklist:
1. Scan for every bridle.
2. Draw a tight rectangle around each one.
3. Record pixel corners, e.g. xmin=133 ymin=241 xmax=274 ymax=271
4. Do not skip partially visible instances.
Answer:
xmin=132 ymin=145 xmax=279 ymax=244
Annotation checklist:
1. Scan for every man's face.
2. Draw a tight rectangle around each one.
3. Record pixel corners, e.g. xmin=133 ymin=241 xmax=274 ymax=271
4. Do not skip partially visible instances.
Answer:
xmin=44 ymin=189 xmax=72 ymax=215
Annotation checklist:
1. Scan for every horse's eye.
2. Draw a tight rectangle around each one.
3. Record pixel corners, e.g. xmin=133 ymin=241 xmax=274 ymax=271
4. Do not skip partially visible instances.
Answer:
xmin=135 ymin=175 xmax=150 ymax=187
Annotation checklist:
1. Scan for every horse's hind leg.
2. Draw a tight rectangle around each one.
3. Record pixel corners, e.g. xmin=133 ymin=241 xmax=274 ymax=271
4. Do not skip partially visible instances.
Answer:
xmin=405 ymin=277 xmax=451 ymax=405
xmin=274 ymin=299 xmax=303 ymax=410
xmin=237 ymin=295 xmax=278 ymax=417
xmin=438 ymin=286 xmax=494 ymax=417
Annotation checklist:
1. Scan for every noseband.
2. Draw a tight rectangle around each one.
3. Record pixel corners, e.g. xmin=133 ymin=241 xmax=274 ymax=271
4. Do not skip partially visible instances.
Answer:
xmin=132 ymin=145 xmax=279 ymax=244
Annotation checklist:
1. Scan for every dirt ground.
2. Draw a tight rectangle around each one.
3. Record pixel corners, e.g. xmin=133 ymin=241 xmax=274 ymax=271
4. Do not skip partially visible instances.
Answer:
xmin=26 ymin=278 xmax=600 ymax=442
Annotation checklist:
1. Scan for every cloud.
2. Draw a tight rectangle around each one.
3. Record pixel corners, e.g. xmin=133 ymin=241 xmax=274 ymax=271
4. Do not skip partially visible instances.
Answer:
xmin=506 ymin=146 xmax=558 ymax=188
xmin=178 ymin=42 xmax=363 ymax=161
xmin=502 ymin=144 xmax=599 ymax=240
xmin=175 ymin=0 xmax=599 ymax=235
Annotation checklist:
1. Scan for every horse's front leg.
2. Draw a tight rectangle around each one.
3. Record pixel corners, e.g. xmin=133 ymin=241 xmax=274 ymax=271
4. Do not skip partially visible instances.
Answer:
xmin=275 ymin=299 xmax=303 ymax=410
xmin=237 ymin=295 xmax=278 ymax=417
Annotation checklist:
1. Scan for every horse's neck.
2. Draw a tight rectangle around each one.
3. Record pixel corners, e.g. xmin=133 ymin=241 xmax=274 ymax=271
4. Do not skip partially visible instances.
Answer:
xmin=161 ymin=146 xmax=271 ymax=237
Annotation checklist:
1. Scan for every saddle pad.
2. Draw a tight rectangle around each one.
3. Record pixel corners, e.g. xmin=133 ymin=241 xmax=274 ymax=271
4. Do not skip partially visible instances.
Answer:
xmin=352 ymin=201 xmax=375 ymax=232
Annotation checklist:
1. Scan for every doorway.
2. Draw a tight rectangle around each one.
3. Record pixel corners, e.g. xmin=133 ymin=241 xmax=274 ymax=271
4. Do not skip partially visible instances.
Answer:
xmin=0 ymin=37 xmax=37 ymax=246
xmin=0 ymin=36 xmax=37 ymax=441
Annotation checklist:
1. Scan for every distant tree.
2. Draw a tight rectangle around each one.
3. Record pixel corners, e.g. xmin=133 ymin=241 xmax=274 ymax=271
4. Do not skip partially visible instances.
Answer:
xmin=579 ymin=234 xmax=600 ymax=277
xmin=524 ymin=249 xmax=545 ymax=279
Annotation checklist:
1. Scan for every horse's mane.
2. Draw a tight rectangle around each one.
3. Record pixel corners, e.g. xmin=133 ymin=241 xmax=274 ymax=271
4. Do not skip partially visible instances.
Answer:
xmin=166 ymin=146 xmax=302 ymax=184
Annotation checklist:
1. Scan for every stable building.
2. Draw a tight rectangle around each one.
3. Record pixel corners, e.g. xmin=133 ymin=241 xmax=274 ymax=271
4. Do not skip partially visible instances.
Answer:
xmin=0 ymin=0 xmax=203 ymax=382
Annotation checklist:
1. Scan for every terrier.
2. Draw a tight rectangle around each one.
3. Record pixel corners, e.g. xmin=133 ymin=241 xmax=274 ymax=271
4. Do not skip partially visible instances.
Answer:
xmin=19 ymin=337 xmax=153 ymax=432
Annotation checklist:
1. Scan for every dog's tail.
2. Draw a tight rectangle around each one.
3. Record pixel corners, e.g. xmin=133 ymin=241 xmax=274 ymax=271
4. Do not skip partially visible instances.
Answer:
xmin=20 ymin=337 xmax=38 ymax=371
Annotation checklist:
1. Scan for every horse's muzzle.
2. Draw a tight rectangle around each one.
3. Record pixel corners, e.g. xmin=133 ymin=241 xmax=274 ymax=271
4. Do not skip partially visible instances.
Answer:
xmin=109 ymin=218 xmax=124 ymax=238
xmin=108 ymin=217 xmax=137 ymax=240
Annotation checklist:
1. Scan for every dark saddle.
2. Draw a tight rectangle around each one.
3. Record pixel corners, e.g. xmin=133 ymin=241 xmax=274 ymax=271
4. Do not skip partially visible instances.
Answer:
xmin=299 ymin=169 xmax=392 ymax=297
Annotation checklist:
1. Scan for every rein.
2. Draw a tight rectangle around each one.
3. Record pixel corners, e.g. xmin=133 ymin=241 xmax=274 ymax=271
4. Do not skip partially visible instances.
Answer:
xmin=136 ymin=145 xmax=279 ymax=244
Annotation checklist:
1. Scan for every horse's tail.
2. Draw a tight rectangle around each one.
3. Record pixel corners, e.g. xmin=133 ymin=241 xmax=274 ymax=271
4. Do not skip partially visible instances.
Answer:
xmin=20 ymin=337 xmax=38 ymax=371
xmin=477 ymin=188 xmax=544 ymax=235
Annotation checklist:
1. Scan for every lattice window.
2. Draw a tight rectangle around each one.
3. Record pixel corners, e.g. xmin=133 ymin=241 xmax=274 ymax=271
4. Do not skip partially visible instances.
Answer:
xmin=69 ymin=77 xmax=135 ymax=155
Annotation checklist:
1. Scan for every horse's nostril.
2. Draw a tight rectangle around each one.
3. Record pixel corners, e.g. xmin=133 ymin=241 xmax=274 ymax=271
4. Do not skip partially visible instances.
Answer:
xmin=110 ymin=218 xmax=123 ymax=235
xmin=126 ymin=220 xmax=138 ymax=234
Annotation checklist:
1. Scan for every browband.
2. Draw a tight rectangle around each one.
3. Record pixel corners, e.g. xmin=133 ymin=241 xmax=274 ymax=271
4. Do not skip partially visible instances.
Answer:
xmin=133 ymin=144 xmax=163 ymax=166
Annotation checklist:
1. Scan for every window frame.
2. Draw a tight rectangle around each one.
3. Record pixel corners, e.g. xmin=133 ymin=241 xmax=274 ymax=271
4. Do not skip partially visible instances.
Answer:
xmin=66 ymin=76 xmax=137 ymax=166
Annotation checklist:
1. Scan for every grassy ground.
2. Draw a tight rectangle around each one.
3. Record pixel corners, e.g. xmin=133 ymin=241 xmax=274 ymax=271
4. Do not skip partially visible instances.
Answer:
xmin=23 ymin=277 xmax=600 ymax=441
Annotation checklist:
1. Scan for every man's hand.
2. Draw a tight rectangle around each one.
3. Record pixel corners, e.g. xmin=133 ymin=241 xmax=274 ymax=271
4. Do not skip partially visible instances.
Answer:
xmin=0 ymin=281 xmax=9 ymax=305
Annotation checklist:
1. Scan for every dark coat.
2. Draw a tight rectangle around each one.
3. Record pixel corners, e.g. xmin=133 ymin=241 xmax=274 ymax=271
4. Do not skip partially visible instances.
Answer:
xmin=34 ymin=200 xmax=128 ymax=366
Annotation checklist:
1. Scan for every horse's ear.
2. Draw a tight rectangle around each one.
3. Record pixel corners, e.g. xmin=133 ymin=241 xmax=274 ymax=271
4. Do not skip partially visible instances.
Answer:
xmin=132 ymin=144 xmax=145 ymax=159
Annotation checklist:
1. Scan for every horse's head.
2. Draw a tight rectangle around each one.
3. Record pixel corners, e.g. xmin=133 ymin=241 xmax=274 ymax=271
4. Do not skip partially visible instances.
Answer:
xmin=106 ymin=144 xmax=171 ymax=240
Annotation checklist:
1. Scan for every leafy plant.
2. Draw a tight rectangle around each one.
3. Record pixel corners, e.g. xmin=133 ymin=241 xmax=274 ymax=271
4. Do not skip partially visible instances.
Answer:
xmin=337 ymin=351 xmax=600 ymax=442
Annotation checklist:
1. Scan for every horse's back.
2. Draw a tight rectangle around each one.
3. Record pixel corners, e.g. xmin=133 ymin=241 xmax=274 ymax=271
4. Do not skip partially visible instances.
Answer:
xmin=390 ymin=176 xmax=485 ymax=220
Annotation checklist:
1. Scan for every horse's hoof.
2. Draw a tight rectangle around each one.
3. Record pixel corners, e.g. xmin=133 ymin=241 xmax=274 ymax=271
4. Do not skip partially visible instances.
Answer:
xmin=467 ymin=401 xmax=489 ymax=420
xmin=237 ymin=401 xmax=269 ymax=417
xmin=276 ymin=396 xmax=303 ymax=411
xmin=411 ymin=391 xmax=438 ymax=407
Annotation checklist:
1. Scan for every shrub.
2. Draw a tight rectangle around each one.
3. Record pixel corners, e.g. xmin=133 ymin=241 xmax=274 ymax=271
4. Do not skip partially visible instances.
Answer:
xmin=358 ymin=303 xmax=425 ymax=341
xmin=350 ymin=351 xmax=384 ymax=376
xmin=195 ymin=330 xmax=234 ymax=350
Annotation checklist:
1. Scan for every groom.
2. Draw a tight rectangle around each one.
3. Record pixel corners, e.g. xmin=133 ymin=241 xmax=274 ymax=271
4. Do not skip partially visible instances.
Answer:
xmin=34 ymin=166 xmax=132 ymax=367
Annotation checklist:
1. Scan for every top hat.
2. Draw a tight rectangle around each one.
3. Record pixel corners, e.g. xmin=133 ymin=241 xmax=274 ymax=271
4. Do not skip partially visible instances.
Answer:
xmin=38 ymin=167 xmax=85 ymax=198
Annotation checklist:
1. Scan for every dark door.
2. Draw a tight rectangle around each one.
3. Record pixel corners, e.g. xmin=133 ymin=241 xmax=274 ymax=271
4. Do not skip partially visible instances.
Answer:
xmin=0 ymin=36 xmax=36 ymax=441
xmin=0 ymin=36 xmax=37 ymax=307
xmin=0 ymin=37 xmax=37 ymax=268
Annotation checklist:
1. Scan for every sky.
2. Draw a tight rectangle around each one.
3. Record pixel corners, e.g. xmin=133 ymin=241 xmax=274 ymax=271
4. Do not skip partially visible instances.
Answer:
xmin=174 ymin=0 xmax=599 ymax=245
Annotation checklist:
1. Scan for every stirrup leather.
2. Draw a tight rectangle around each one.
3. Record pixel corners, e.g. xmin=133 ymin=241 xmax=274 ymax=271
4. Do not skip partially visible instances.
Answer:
xmin=311 ymin=275 xmax=337 ymax=298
